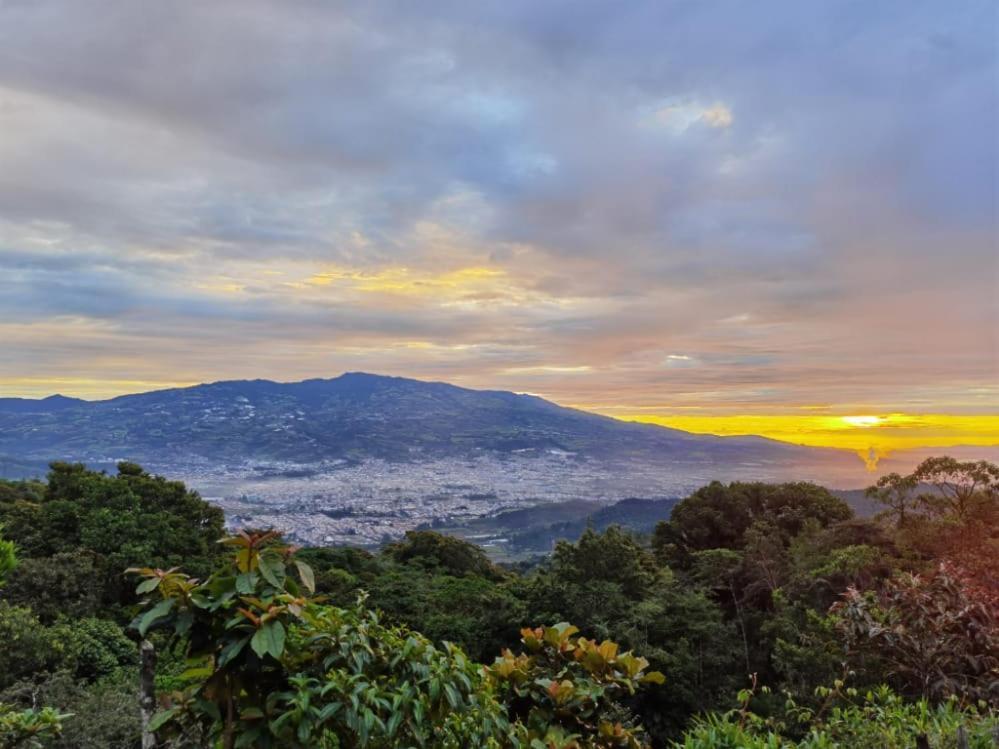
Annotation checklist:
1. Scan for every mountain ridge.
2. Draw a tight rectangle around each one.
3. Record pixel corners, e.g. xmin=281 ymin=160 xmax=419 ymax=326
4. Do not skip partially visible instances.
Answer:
xmin=0 ymin=372 xmax=853 ymax=467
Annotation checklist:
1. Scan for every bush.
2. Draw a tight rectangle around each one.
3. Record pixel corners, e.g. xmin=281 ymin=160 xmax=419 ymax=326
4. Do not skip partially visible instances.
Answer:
xmin=486 ymin=622 xmax=664 ymax=748
xmin=48 ymin=618 xmax=138 ymax=682
xmin=0 ymin=702 xmax=67 ymax=749
xmin=833 ymin=566 xmax=999 ymax=705
xmin=130 ymin=530 xmax=511 ymax=748
xmin=0 ymin=671 xmax=140 ymax=749
xmin=675 ymin=683 xmax=999 ymax=748
xmin=1 ymin=552 xmax=102 ymax=623
xmin=0 ymin=603 xmax=59 ymax=691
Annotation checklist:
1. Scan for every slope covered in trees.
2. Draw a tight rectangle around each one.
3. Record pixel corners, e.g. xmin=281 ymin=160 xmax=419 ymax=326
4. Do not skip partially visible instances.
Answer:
xmin=0 ymin=458 xmax=996 ymax=747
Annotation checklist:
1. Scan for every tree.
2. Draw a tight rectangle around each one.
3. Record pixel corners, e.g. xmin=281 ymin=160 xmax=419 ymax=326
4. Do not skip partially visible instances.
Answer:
xmin=742 ymin=520 xmax=790 ymax=597
xmin=385 ymin=530 xmax=508 ymax=581
xmin=911 ymin=456 xmax=999 ymax=523
xmin=0 ymin=604 xmax=61 ymax=691
xmin=550 ymin=527 xmax=658 ymax=600
xmin=0 ymin=462 xmax=226 ymax=619
xmin=1 ymin=552 xmax=102 ymax=623
xmin=0 ymin=524 xmax=15 ymax=589
xmin=366 ymin=566 xmax=525 ymax=662
xmin=865 ymin=471 xmax=920 ymax=528
xmin=654 ymin=482 xmax=852 ymax=565
xmin=524 ymin=527 xmax=662 ymax=640
xmin=615 ymin=583 xmax=742 ymax=739
xmin=786 ymin=519 xmax=896 ymax=600
xmin=0 ymin=670 xmax=139 ymax=749
xmin=47 ymin=618 xmax=138 ymax=683
xmin=131 ymin=530 xmax=668 ymax=748
xmin=687 ymin=549 xmax=752 ymax=678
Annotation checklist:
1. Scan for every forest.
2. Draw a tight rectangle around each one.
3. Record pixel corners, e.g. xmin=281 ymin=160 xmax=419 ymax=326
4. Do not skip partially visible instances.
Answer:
xmin=0 ymin=457 xmax=996 ymax=748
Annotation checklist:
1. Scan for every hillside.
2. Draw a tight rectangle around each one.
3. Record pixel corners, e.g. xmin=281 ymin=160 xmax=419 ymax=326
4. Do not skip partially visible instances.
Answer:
xmin=0 ymin=372 xmax=851 ymax=468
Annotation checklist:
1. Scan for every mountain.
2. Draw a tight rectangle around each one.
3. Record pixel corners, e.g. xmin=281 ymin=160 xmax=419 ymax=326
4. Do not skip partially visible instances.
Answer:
xmin=0 ymin=394 xmax=86 ymax=414
xmin=0 ymin=372 xmax=851 ymax=468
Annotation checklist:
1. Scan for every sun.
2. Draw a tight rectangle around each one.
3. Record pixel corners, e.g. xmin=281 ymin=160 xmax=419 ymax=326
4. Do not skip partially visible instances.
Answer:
xmin=840 ymin=415 xmax=884 ymax=428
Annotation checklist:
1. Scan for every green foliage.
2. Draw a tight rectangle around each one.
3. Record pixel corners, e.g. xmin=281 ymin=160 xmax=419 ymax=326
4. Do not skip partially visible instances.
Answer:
xmin=0 ymin=703 xmax=68 ymax=749
xmin=833 ymin=566 xmax=999 ymax=705
xmin=523 ymin=526 xmax=665 ymax=641
xmin=364 ymin=565 xmax=525 ymax=662
xmin=676 ymin=683 xmax=999 ymax=748
xmin=618 ymin=583 xmax=744 ymax=738
xmin=0 ymin=603 xmax=60 ymax=691
xmin=296 ymin=532 xmax=531 ymax=664
xmin=865 ymin=471 xmax=920 ymax=527
xmin=386 ymin=529 xmax=508 ymax=581
xmin=552 ymin=526 xmax=658 ymax=600
xmin=911 ymin=456 xmax=999 ymax=522
xmin=48 ymin=618 xmax=138 ymax=682
xmin=0 ymin=600 xmax=137 ymax=691
xmin=1 ymin=552 xmax=101 ymax=624
xmin=785 ymin=519 xmax=897 ymax=609
xmin=0 ymin=671 xmax=139 ymax=749
xmin=0 ymin=462 xmax=225 ymax=621
xmin=130 ymin=530 xmax=511 ymax=748
xmin=486 ymin=622 xmax=664 ymax=748
xmin=0 ymin=481 xmax=44 ymax=505
xmin=653 ymin=481 xmax=852 ymax=564
xmin=3 ymin=458 xmax=997 ymax=747
xmin=0 ymin=525 xmax=16 ymax=589
xmin=273 ymin=604 xmax=508 ymax=748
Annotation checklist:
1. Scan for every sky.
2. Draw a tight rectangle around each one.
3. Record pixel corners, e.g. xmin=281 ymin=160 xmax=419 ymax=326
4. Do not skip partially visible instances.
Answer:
xmin=0 ymin=1 xmax=997 ymax=456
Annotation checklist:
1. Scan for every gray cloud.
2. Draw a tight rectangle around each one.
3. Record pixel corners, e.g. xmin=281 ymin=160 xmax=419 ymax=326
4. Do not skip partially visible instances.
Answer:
xmin=0 ymin=0 xmax=995 ymax=411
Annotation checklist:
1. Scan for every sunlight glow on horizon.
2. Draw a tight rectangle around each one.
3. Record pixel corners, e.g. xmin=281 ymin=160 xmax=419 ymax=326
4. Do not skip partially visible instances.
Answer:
xmin=608 ymin=412 xmax=999 ymax=455
xmin=840 ymin=415 xmax=884 ymax=428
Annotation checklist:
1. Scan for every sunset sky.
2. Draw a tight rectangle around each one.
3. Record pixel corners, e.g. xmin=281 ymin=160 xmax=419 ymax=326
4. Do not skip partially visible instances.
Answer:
xmin=0 ymin=1 xmax=996 ymax=456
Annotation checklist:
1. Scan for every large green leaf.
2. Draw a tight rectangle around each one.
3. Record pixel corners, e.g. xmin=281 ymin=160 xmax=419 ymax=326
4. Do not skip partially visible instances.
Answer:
xmin=218 ymin=635 xmax=250 ymax=668
xmin=295 ymin=560 xmax=316 ymax=594
xmin=136 ymin=577 xmax=161 ymax=595
xmin=258 ymin=553 xmax=286 ymax=589
xmin=146 ymin=708 xmax=178 ymax=732
xmin=250 ymin=620 xmax=287 ymax=660
xmin=138 ymin=598 xmax=175 ymax=636
xmin=235 ymin=571 xmax=258 ymax=594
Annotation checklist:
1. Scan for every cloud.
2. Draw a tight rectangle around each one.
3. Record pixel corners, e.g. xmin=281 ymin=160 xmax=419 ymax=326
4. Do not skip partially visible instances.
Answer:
xmin=0 ymin=0 xmax=994 ymax=417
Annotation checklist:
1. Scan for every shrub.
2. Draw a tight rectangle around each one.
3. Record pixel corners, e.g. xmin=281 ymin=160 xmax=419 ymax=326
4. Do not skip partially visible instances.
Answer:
xmin=675 ymin=683 xmax=999 ymax=748
xmin=486 ymin=622 xmax=664 ymax=748
xmin=129 ymin=530 xmax=510 ymax=748
xmin=0 ymin=703 xmax=68 ymax=749
xmin=833 ymin=566 xmax=999 ymax=705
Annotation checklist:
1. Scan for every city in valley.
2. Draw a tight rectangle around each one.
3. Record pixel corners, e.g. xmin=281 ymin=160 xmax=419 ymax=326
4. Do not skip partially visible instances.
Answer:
xmin=159 ymin=451 xmax=877 ymax=548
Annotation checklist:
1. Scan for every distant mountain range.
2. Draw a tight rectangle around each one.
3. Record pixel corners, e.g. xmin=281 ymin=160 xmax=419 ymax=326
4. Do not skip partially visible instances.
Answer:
xmin=0 ymin=373 xmax=855 ymax=470
xmin=0 ymin=394 xmax=86 ymax=414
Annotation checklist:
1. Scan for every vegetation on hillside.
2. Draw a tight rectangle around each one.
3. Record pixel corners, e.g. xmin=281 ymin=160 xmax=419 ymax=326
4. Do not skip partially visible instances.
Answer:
xmin=0 ymin=456 xmax=995 ymax=747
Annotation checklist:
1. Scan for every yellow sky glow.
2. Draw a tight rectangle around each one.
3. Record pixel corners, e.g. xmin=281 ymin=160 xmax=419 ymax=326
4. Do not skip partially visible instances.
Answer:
xmin=0 ymin=377 xmax=199 ymax=400
xmin=609 ymin=412 xmax=999 ymax=454
xmin=303 ymin=265 xmax=507 ymax=296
